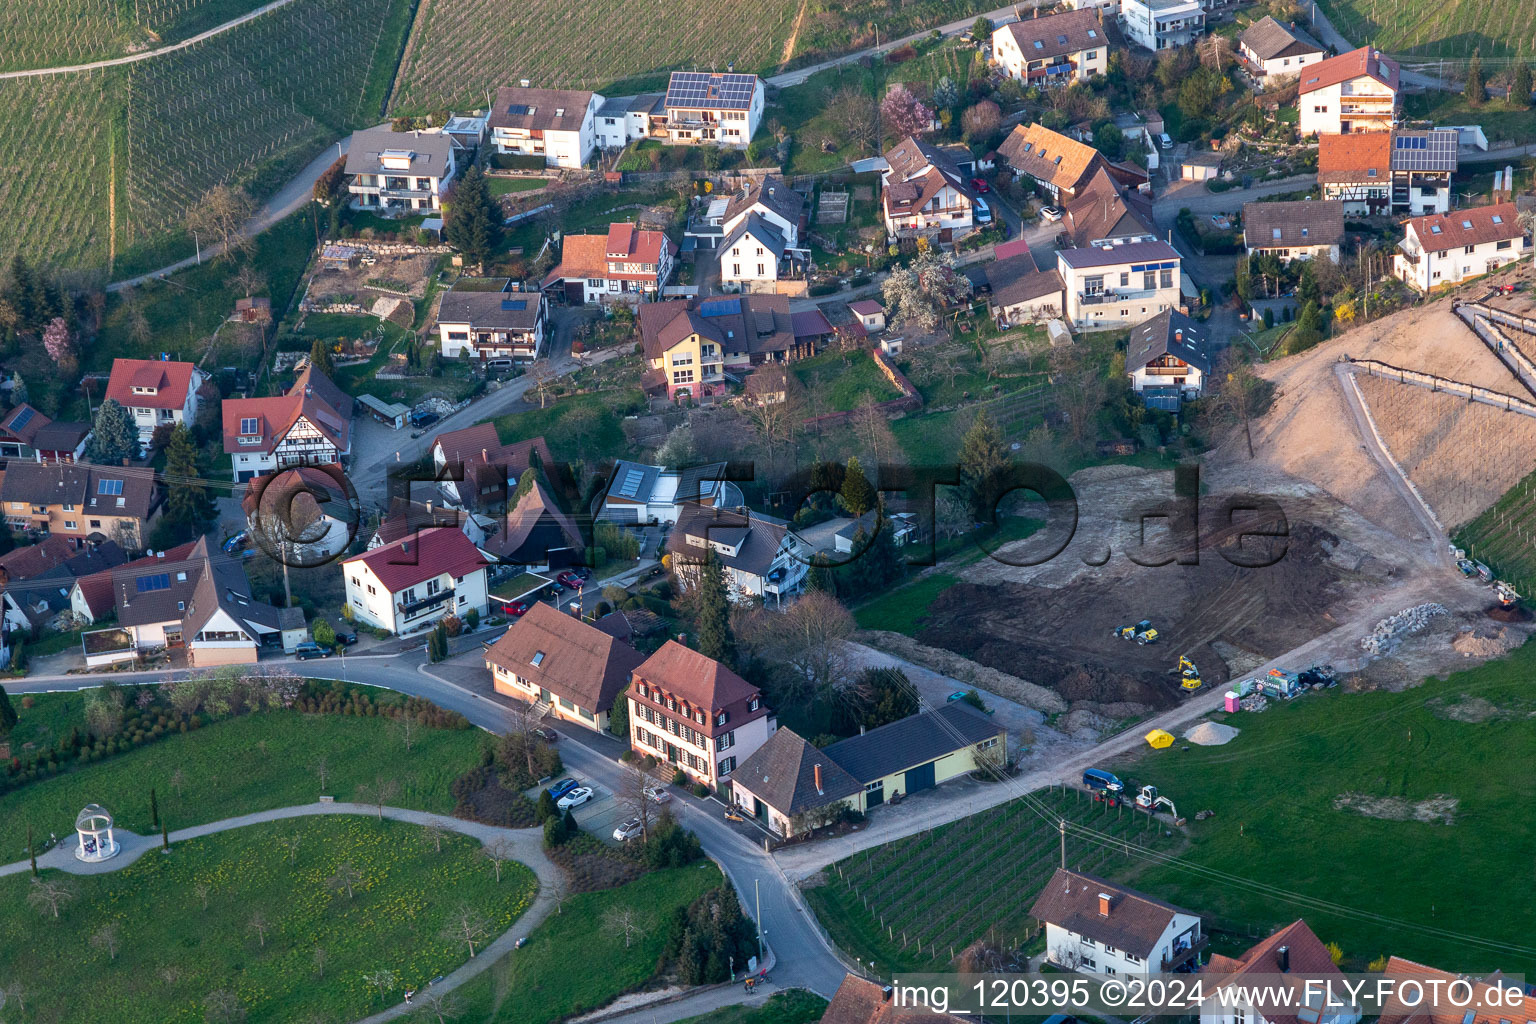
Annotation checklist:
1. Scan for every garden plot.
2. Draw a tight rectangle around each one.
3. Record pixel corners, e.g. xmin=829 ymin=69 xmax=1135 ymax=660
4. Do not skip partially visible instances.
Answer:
xmin=304 ymin=252 xmax=439 ymax=312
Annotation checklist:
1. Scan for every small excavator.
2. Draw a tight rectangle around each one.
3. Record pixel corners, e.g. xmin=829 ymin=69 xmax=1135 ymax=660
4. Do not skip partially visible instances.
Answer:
xmin=1115 ymin=619 xmax=1159 ymax=644
xmin=1135 ymin=784 xmax=1186 ymax=826
xmin=1177 ymin=655 xmax=1201 ymax=691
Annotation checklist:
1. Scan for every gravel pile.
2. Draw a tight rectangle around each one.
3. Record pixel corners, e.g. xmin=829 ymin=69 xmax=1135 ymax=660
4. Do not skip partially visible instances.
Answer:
xmin=1360 ymin=603 xmax=1448 ymax=655
xmin=1184 ymin=721 xmax=1240 ymax=746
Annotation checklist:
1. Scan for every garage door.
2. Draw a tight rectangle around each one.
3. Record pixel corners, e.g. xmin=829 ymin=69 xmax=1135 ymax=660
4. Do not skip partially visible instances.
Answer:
xmin=904 ymin=761 xmax=936 ymax=795
xmin=565 ymin=281 xmax=586 ymax=304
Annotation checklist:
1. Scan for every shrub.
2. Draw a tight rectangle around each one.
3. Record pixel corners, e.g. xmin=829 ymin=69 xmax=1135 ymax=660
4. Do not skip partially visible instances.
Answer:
xmin=692 ymin=783 xmax=710 ymax=798
xmin=671 ymin=767 xmax=688 ymax=785
xmin=543 ymin=814 xmax=568 ymax=847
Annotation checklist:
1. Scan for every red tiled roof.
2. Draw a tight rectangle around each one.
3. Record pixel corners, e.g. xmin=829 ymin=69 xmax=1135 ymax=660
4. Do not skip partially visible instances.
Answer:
xmin=632 ymin=640 xmax=760 ymax=714
xmin=73 ymin=541 xmax=198 ymax=619
xmin=1379 ymin=957 xmax=1513 ymax=1024
xmin=220 ymin=367 xmax=351 ymax=455
xmin=105 ymin=359 xmax=200 ymax=411
xmin=343 ymin=526 xmax=488 ymax=593
xmin=1299 ymin=46 xmax=1399 ymax=95
xmin=544 ymin=226 xmax=674 ymax=286
xmin=1316 ymin=132 xmax=1391 ymax=182
xmin=1206 ymin=920 xmax=1346 ymax=1024
xmin=1406 ymin=202 xmax=1523 ymax=250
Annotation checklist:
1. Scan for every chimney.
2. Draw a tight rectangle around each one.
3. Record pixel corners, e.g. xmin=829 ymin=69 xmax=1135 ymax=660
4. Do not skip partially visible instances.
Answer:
xmin=1278 ymin=946 xmax=1290 ymax=973
xmin=1097 ymin=892 xmax=1113 ymax=917
xmin=1174 ymin=328 xmax=1183 ymax=343
xmin=482 ymin=448 xmax=489 ymax=461
xmin=882 ymin=987 xmax=895 ymax=1003
xmin=520 ymin=78 xmax=530 ymax=88
xmin=814 ymin=763 xmax=824 ymax=794
xmin=426 ymin=499 xmax=434 ymax=512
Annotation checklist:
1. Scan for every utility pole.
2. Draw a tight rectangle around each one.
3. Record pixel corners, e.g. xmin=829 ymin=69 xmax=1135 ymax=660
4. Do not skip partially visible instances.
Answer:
xmin=1059 ymin=818 xmax=1066 ymax=867
xmin=755 ymin=878 xmax=764 ymax=960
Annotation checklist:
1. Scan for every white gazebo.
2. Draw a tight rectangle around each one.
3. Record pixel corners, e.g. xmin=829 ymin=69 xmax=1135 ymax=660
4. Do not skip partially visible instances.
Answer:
xmin=74 ymin=804 xmax=120 ymax=862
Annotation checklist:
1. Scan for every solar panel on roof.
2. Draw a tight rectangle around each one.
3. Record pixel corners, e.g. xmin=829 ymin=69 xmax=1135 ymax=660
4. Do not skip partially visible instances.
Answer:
xmin=7 ymin=407 xmax=34 ymax=432
xmin=500 ymin=299 xmax=528 ymax=311
xmin=618 ymin=468 xmax=645 ymax=498
xmin=137 ymin=573 xmax=170 ymax=593
xmin=98 ymin=479 xmax=123 ymax=495
xmin=698 ymin=297 xmax=741 ymax=317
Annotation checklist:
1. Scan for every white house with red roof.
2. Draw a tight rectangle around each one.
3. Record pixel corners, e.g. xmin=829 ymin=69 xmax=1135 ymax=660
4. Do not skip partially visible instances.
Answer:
xmin=220 ymin=366 xmax=354 ymax=482
xmin=1393 ymin=202 xmax=1530 ymax=293
xmin=105 ymin=358 xmax=209 ymax=443
xmin=341 ymin=526 xmax=491 ymax=634
xmin=1298 ymin=47 xmax=1400 ymax=137
xmin=626 ymin=639 xmax=775 ymax=788
xmin=1199 ymin=920 xmax=1360 ymax=1024
xmin=542 ymin=223 xmax=676 ymax=305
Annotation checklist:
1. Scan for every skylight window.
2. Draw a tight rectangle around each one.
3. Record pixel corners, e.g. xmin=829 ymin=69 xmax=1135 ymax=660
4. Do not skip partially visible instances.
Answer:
xmin=1301 ymin=227 xmax=1309 ymax=237
xmin=1492 ymin=215 xmax=1504 ymax=224
xmin=98 ymin=479 xmax=123 ymax=496
xmin=1056 ymin=35 xmax=1068 ymax=44
xmin=1033 ymin=40 xmax=1044 ymax=49
xmin=531 ymin=651 xmax=546 ymax=667
xmin=1462 ymin=220 xmax=1472 ymax=229
xmin=1430 ymin=224 xmax=1442 ymax=234
xmin=1088 ymin=29 xmax=1098 ymax=37
xmin=1272 ymin=228 xmax=1282 ymax=240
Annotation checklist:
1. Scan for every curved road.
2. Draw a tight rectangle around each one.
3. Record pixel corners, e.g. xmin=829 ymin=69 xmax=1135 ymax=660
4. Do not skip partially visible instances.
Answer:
xmin=0 ymin=0 xmax=300 ymax=81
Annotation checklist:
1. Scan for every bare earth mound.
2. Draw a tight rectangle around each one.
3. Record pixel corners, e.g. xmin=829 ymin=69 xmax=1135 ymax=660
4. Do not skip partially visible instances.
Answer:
xmin=1333 ymin=792 xmax=1458 ymax=825
xmin=1354 ymin=373 xmax=1536 ymax=529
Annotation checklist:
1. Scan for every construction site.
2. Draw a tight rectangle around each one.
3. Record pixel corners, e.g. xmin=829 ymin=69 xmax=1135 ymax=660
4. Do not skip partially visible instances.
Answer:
xmin=901 ymin=267 xmax=1536 ymax=727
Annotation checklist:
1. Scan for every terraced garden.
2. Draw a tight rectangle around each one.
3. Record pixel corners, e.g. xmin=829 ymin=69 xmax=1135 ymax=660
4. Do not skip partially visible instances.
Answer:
xmin=390 ymin=0 xmax=795 ymax=111
xmin=1315 ymin=0 xmax=1536 ymax=61
xmin=806 ymin=788 xmax=1182 ymax=976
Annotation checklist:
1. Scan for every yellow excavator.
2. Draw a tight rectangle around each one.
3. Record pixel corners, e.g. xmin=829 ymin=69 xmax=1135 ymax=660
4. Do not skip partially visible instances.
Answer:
xmin=1115 ymin=620 xmax=1160 ymax=644
xmin=1178 ymin=655 xmax=1201 ymax=691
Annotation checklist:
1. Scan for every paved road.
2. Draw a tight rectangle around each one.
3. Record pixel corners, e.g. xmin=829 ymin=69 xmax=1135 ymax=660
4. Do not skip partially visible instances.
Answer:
xmin=0 ymin=0 xmax=301 ymax=80
xmin=107 ymin=133 xmax=359 ymax=292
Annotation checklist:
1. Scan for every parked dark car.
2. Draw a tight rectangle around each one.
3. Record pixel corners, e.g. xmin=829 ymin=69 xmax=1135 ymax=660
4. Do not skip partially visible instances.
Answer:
xmin=534 ymin=727 xmax=559 ymax=743
xmin=546 ymin=777 xmax=579 ymax=800
xmin=409 ymin=410 xmax=439 ymax=429
xmin=335 ymin=628 xmax=358 ymax=646
xmin=293 ymin=641 xmax=332 ymax=661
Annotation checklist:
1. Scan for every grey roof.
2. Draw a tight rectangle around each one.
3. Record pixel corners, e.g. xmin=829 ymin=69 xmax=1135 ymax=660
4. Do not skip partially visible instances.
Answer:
xmin=733 ymin=728 xmax=863 ymax=816
xmin=834 ymin=510 xmax=915 ymax=542
xmin=1057 ymin=240 xmax=1180 ymax=270
xmin=344 ymin=128 xmax=454 ymax=179
xmin=596 ymin=95 xmax=632 ymax=118
xmin=1239 ymin=16 xmax=1324 ymax=61
xmin=665 ymin=71 xmax=759 ymax=111
xmin=722 ymin=213 xmax=787 ymax=261
xmin=668 ymin=502 xmax=794 ymax=580
xmin=1389 ymin=129 xmax=1459 ymax=173
xmin=675 ymin=463 xmax=726 ymax=502
xmin=0 ymin=463 xmax=159 ymax=521
xmin=488 ymin=87 xmax=595 ymax=133
xmin=1029 ymin=868 xmax=1195 ymax=959
xmin=437 ymin=288 xmax=543 ymax=330
xmin=607 ymin=461 xmax=663 ymax=503
xmin=820 ymin=702 xmax=1004 ymax=784
xmin=723 ymin=175 xmax=806 ymax=230
xmin=31 ymin=421 xmax=89 ymax=453
xmin=1126 ymin=309 xmax=1214 ymax=375
xmin=1242 ymin=200 xmax=1345 ymax=249
xmin=986 ymin=252 xmax=1066 ymax=307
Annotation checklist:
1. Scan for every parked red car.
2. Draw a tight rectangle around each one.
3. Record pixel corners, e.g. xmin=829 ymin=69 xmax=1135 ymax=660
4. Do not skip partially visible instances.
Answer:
xmin=971 ymin=177 xmax=991 ymax=193
xmin=504 ymin=601 xmax=530 ymax=617
xmin=556 ymin=571 xmax=583 ymax=588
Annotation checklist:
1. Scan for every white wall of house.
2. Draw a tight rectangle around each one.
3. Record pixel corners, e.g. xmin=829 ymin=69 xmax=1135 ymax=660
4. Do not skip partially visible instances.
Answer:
xmin=1058 ymin=255 xmax=1181 ymax=328
xmin=1045 ymin=909 xmax=1202 ymax=975
xmin=493 ymin=97 xmax=599 ymax=169
xmin=1300 ymin=78 xmax=1397 ymax=136
xmin=436 ymin=314 xmax=546 ymax=362
xmin=1242 ymin=45 xmax=1323 ymax=78
xmin=665 ymin=84 xmax=764 ymax=147
xmin=489 ymin=661 xmax=609 ymax=731
xmin=883 ymin=180 xmax=975 ymax=238
xmin=1394 ymin=230 xmax=1530 ymax=293
xmin=1130 ymin=359 xmax=1204 ymax=398
xmin=1245 ymin=242 xmax=1340 ymax=264
xmin=630 ymin=697 xmax=775 ymax=788
xmin=722 ymin=234 xmax=780 ymax=288
xmin=127 ymin=371 xmax=205 ymax=443
xmin=723 ymin=204 xmax=798 ymax=248
xmin=344 ymin=560 xmax=490 ymax=634
xmin=993 ymin=31 xmax=1106 ymax=84
xmin=1121 ymin=0 xmax=1203 ymax=50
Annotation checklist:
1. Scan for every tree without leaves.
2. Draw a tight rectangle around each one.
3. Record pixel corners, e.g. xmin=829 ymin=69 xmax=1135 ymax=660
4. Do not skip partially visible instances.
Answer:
xmin=312 ymin=946 xmax=329 ymax=979
xmin=826 ymin=85 xmax=878 ymax=155
xmin=363 ymin=968 xmax=398 ymax=1005
xmin=193 ymin=881 xmax=212 ymax=910
xmin=311 ymin=756 xmax=330 ymax=792
xmin=89 ymin=923 xmax=121 ymax=960
xmin=961 ymin=101 xmax=1002 ymax=145
xmin=356 ymin=775 xmax=400 ymax=819
xmin=278 ymin=833 xmax=303 ymax=864
xmin=186 ymin=185 xmax=256 ymax=260
xmin=603 ymin=905 xmax=647 ymax=948
xmin=414 ymin=989 xmax=465 ymax=1023
xmin=203 ymin=988 xmax=248 ymax=1024
xmin=741 ymin=591 xmax=854 ymax=704
xmin=480 ymin=837 xmax=516 ymax=881
xmin=247 ymin=910 xmax=270 ymax=947
xmin=421 ymin=821 xmax=449 ymax=853
xmin=327 ymin=861 xmax=363 ymax=899
xmin=621 ymin=756 xmax=663 ymax=842
xmin=27 ymin=877 xmax=74 ymax=919
xmin=441 ymin=904 xmax=492 ymax=957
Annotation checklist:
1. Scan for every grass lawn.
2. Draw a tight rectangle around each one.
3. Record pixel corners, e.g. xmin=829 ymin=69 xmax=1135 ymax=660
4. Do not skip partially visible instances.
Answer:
xmin=806 ymin=788 xmax=1182 ymax=977
xmin=1117 ymin=640 xmax=1536 ymax=971
xmin=491 ymin=389 xmax=644 ymax=463
xmin=488 ymin=177 xmax=549 ymax=196
xmin=452 ymin=860 xmax=724 ymax=1022
xmin=681 ymin=990 xmax=829 ymax=1024
xmin=0 ymin=816 xmax=535 ymax=1023
xmin=793 ymin=349 xmax=901 ymax=414
xmin=0 ymin=693 xmax=487 ymax=842
xmin=1403 ymin=91 xmax=1536 ymax=147
xmin=853 ymin=572 xmax=959 ymax=634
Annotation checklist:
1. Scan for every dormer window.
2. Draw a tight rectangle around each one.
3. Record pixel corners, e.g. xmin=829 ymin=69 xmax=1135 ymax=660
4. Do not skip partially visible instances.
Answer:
xmin=748 ymin=697 xmax=760 ymax=712
xmin=240 ymin=417 xmax=259 ymax=436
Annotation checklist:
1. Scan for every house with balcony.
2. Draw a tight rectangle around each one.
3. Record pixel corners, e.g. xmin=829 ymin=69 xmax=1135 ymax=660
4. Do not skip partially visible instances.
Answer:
xmin=344 ymin=128 xmax=457 ymax=213
xmin=1199 ymin=920 xmax=1360 ymax=1024
xmin=542 ymin=223 xmax=676 ymax=305
xmin=105 ymin=358 xmax=208 ymax=444
xmin=1237 ymin=16 xmax=1325 ymax=79
xmin=0 ymin=536 xmax=126 ymax=634
xmin=435 ymin=284 xmax=547 ymax=365
xmin=600 ymin=460 xmax=735 ymax=524
xmin=981 ymin=239 xmax=1067 ymax=327
xmin=1030 ymin=868 xmax=1206 ymax=975
xmin=1121 ymin=0 xmax=1204 ymax=51
xmin=1 ymin=462 xmax=161 ymax=551
xmin=997 ymin=123 xmax=1144 ymax=202
xmin=880 ymin=137 xmax=977 ymax=243
xmin=1318 ymin=129 xmax=1457 ymax=215
xmin=1126 ymin=309 xmax=1212 ymax=410
xmin=488 ymin=86 xmax=601 ymax=168
xmin=1057 ymin=240 xmax=1181 ymax=328
xmin=1243 ymin=200 xmax=1345 ymax=263
xmin=627 ymin=639 xmax=775 ymax=788
xmin=1394 ymin=202 xmax=1530 ymax=293
xmin=638 ymin=295 xmax=800 ymax=401
xmin=1299 ymin=47 xmax=1400 ymax=136
xmin=993 ymin=8 xmax=1109 ymax=85
xmin=102 ymin=537 xmax=304 ymax=665
xmin=341 ymin=526 xmax=490 ymax=635
xmin=667 ymin=501 xmax=807 ymax=607
xmin=485 ymin=601 xmax=644 ymax=732
xmin=660 ymin=71 xmax=764 ymax=146
xmin=429 ymin=423 xmax=554 ymax=510
xmin=221 ymin=365 xmax=352 ymax=483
